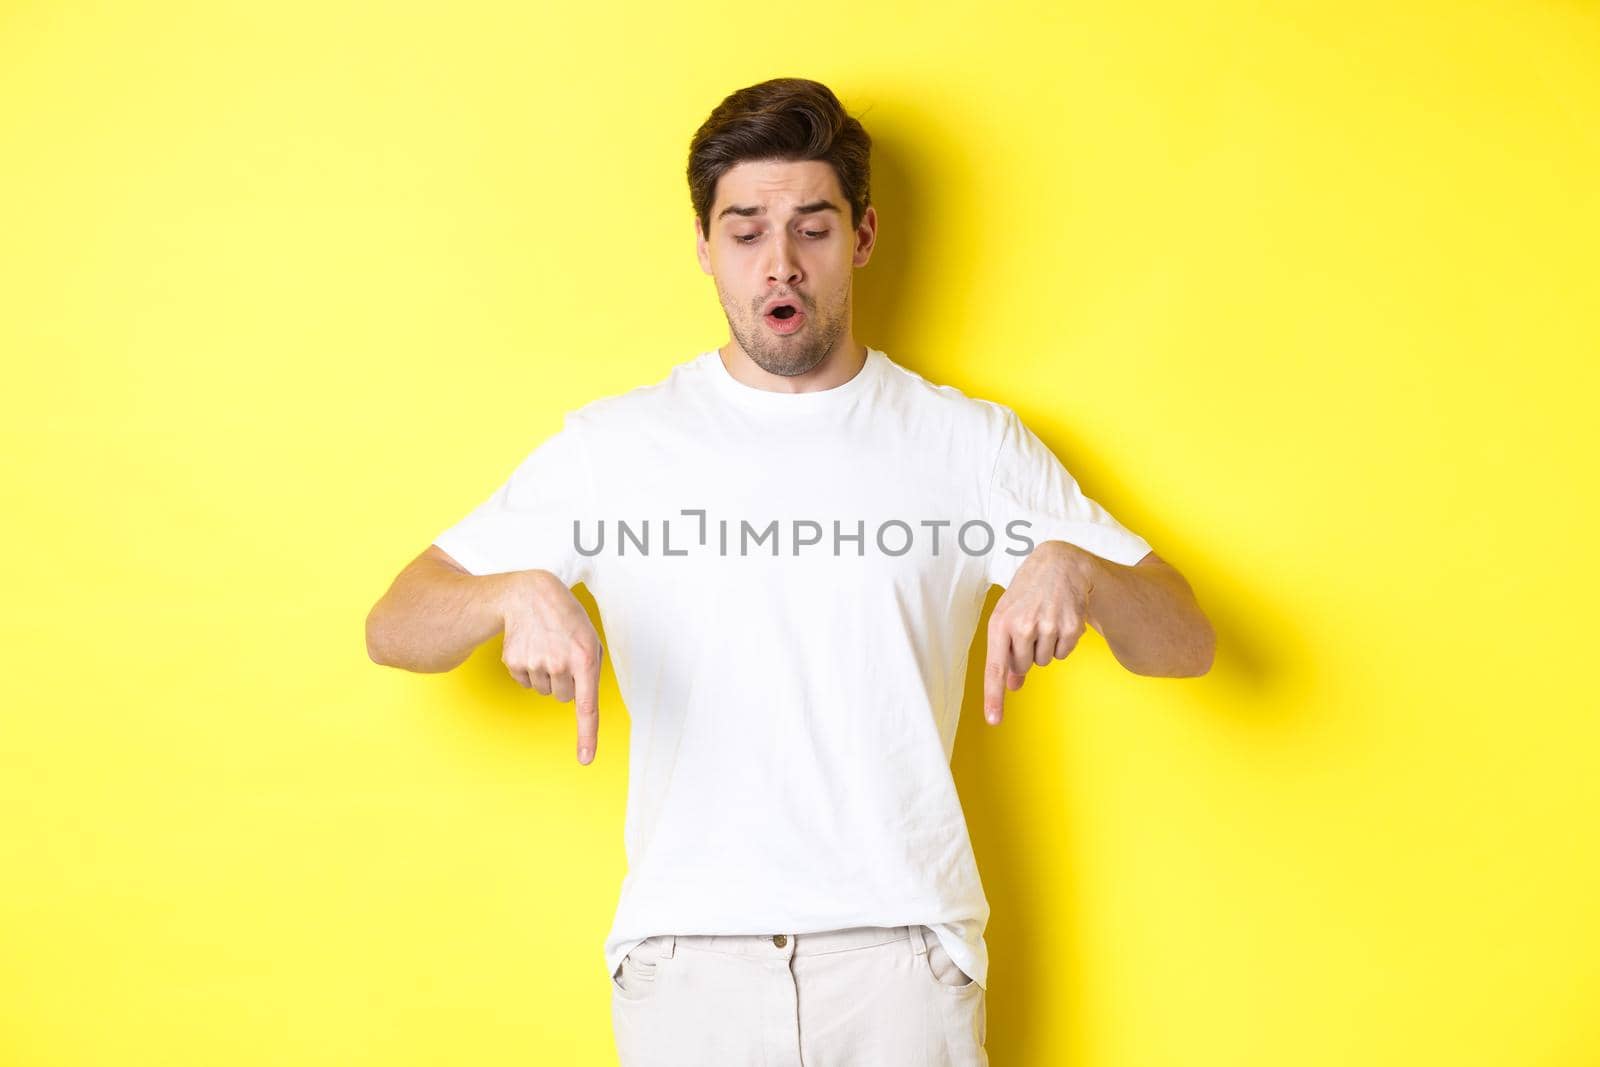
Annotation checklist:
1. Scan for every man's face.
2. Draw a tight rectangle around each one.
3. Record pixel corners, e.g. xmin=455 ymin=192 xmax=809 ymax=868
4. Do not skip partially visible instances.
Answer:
xmin=695 ymin=158 xmax=877 ymax=377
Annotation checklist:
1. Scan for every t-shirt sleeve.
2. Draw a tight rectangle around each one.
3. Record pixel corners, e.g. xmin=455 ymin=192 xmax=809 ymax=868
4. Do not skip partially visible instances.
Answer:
xmin=983 ymin=406 xmax=1152 ymax=588
xmin=431 ymin=414 xmax=596 ymax=588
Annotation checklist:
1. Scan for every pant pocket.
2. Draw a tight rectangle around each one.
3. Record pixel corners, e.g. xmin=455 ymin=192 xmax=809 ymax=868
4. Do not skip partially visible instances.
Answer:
xmin=922 ymin=930 xmax=978 ymax=989
xmin=611 ymin=936 xmax=666 ymax=1001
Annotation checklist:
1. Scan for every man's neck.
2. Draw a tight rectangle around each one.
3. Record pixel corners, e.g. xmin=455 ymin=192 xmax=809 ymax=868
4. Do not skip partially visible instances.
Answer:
xmin=718 ymin=340 xmax=868 ymax=394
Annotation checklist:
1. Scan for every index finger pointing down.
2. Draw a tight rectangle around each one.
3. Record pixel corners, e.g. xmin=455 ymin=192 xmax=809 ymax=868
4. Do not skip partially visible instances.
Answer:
xmin=983 ymin=628 xmax=1007 ymax=726
xmin=574 ymin=653 xmax=600 ymax=765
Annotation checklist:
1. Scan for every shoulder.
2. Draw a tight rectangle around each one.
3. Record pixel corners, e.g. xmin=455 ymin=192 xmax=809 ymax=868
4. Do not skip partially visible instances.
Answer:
xmin=564 ymin=351 xmax=711 ymax=428
xmin=875 ymin=353 xmax=1022 ymax=449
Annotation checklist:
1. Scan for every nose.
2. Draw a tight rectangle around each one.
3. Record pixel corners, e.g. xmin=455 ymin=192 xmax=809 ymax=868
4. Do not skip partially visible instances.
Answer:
xmin=766 ymin=230 xmax=803 ymax=288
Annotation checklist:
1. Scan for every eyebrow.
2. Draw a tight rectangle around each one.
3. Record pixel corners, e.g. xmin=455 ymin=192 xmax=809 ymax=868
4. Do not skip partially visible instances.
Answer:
xmin=715 ymin=199 xmax=842 ymax=223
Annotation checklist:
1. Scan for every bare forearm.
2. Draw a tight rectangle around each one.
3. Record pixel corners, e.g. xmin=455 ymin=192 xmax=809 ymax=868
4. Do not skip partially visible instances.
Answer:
xmin=366 ymin=560 xmax=526 ymax=673
xmin=1081 ymin=551 xmax=1214 ymax=677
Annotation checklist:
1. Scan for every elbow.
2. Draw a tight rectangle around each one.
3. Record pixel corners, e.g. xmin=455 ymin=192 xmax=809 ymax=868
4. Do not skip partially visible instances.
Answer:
xmin=365 ymin=605 xmax=394 ymax=667
xmin=1140 ymin=618 xmax=1215 ymax=678
xmin=1182 ymin=619 xmax=1217 ymax=677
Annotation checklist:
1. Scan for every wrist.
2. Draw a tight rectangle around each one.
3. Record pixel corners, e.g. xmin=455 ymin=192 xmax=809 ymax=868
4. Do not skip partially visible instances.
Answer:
xmin=1038 ymin=539 xmax=1102 ymax=629
xmin=1075 ymin=549 xmax=1104 ymax=632
xmin=487 ymin=570 xmax=536 ymax=627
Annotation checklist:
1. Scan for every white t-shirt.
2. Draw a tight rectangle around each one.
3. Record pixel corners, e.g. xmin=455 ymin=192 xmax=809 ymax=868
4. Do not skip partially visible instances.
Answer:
xmin=433 ymin=346 xmax=1152 ymax=990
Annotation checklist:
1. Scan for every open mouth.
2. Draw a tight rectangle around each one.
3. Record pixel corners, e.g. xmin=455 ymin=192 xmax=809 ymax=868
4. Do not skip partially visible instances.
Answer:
xmin=763 ymin=301 xmax=805 ymax=333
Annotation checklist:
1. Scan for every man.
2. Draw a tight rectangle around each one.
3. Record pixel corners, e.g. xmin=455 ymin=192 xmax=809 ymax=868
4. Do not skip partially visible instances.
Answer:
xmin=366 ymin=77 xmax=1214 ymax=1066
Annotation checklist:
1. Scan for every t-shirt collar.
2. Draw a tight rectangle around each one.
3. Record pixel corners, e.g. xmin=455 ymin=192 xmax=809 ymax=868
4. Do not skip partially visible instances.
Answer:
xmin=703 ymin=346 xmax=883 ymax=410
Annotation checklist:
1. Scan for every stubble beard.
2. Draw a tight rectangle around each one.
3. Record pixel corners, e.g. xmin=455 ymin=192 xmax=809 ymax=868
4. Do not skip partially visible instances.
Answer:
xmin=722 ymin=278 xmax=851 ymax=378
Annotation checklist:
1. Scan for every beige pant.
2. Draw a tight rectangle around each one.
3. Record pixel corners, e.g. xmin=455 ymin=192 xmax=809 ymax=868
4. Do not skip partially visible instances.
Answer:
xmin=610 ymin=923 xmax=987 ymax=1066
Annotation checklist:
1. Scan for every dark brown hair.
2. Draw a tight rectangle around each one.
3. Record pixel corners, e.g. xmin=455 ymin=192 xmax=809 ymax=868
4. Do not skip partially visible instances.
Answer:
xmin=687 ymin=77 xmax=872 ymax=241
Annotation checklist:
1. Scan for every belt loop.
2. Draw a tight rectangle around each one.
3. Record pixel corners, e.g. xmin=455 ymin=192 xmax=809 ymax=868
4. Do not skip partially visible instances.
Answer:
xmin=907 ymin=924 xmax=928 ymax=956
xmin=660 ymin=934 xmax=675 ymax=959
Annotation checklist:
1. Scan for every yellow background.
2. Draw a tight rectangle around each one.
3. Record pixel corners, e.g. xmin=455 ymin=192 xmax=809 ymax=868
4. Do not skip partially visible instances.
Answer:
xmin=3 ymin=1 xmax=1597 ymax=1064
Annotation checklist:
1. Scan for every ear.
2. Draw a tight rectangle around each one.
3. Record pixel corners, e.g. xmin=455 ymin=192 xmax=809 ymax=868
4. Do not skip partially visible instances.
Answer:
xmin=694 ymin=215 xmax=712 ymax=275
xmin=852 ymin=204 xmax=878 ymax=269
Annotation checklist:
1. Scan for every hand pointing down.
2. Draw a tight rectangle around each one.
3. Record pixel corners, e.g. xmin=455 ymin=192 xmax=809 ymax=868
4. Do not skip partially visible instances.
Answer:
xmin=499 ymin=569 xmax=604 ymax=765
xmin=983 ymin=540 xmax=1096 ymax=727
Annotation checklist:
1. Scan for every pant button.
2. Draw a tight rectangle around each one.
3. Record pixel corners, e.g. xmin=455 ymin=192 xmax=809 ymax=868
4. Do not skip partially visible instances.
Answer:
xmin=772 ymin=934 xmax=787 ymax=947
